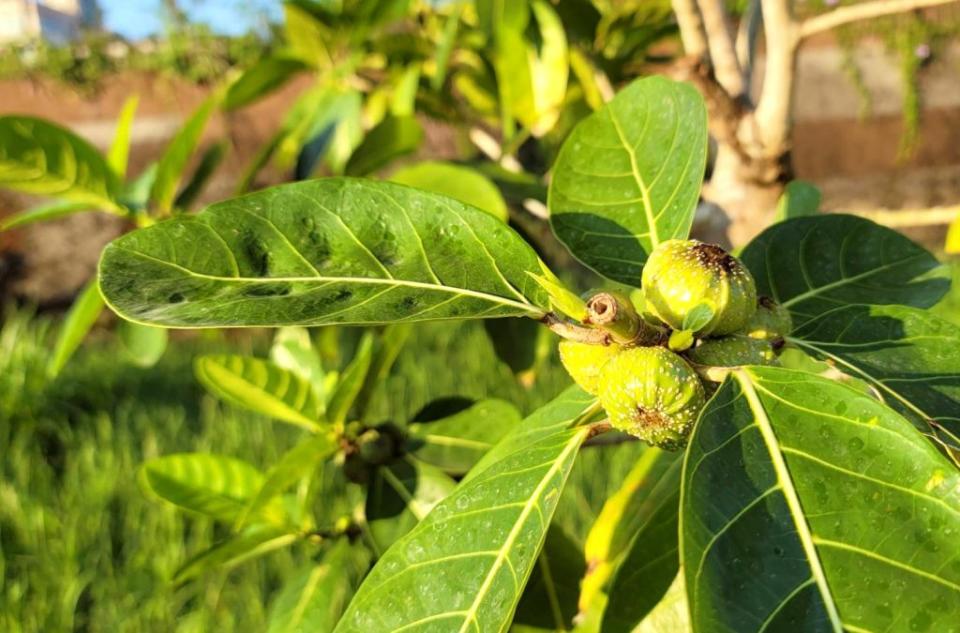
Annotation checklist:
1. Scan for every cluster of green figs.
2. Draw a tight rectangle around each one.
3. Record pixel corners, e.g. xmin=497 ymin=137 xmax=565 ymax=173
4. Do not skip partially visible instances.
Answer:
xmin=559 ymin=240 xmax=792 ymax=449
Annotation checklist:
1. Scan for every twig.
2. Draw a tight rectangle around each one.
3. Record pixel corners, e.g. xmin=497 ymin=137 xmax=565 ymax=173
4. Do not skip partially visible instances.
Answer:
xmin=671 ymin=0 xmax=709 ymax=59
xmin=540 ymin=313 xmax=611 ymax=345
xmin=697 ymin=0 xmax=745 ymax=96
xmin=800 ymin=0 xmax=960 ymax=40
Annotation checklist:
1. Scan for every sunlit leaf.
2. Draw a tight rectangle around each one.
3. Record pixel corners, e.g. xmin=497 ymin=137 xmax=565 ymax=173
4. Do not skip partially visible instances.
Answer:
xmin=390 ymin=161 xmax=508 ymax=222
xmin=549 ymin=77 xmax=708 ymax=286
xmin=344 ymin=116 xmax=423 ymax=176
xmin=327 ymin=332 xmax=373 ymax=425
xmin=99 ymin=179 xmax=550 ymax=327
xmin=774 ymin=180 xmax=821 ymax=223
xmin=107 ymin=95 xmax=139 ymax=179
xmin=224 ymin=57 xmax=311 ymax=111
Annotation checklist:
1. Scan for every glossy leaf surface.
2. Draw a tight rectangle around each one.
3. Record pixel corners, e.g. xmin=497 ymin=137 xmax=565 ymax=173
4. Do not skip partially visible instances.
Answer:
xmin=99 ymin=178 xmax=549 ymax=327
xmin=549 ymin=76 xmax=707 ymax=285
xmin=682 ymin=367 xmax=960 ymax=633
xmin=740 ymin=215 xmax=948 ymax=327
xmin=335 ymin=386 xmax=596 ymax=632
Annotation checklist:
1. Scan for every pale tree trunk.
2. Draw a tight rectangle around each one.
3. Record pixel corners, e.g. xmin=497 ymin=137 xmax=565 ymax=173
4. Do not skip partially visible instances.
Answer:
xmin=672 ymin=0 xmax=960 ymax=247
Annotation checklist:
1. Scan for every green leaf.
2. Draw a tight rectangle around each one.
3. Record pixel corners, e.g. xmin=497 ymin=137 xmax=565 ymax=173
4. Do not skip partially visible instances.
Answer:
xmin=682 ymin=366 xmax=960 ymax=633
xmin=668 ymin=329 xmax=694 ymax=353
xmin=774 ymin=179 xmax=821 ymax=223
xmin=195 ymin=355 xmax=325 ymax=431
xmin=225 ymin=57 xmax=311 ymax=111
xmin=0 ymin=116 xmax=123 ymax=212
xmin=390 ymin=64 xmax=421 ymax=118
xmin=366 ymin=457 xmax=457 ymax=552
xmin=789 ymin=304 xmax=960 ymax=445
xmin=98 ymin=178 xmax=550 ymax=327
xmin=271 ymin=326 xmax=327 ymax=398
xmin=141 ymin=453 xmax=281 ymax=524
xmin=389 ymin=161 xmax=509 ymax=222
xmin=174 ymin=524 xmax=297 ymax=583
xmin=601 ymin=453 xmax=682 ymax=633
xmin=239 ymin=432 xmax=339 ymax=529
xmin=549 ymin=76 xmax=708 ymax=286
xmin=527 ymin=270 xmax=588 ymax=321
xmin=740 ymin=215 xmax=949 ymax=327
xmin=268 ymin=541 xmax=370 ymax=633
xmin=284 ymin=2 xmax=329 ymax=67
xmin=327 ymin=333 xmax=374 ymax=425
xmin=527 ymin=0 xmax=568 ymax=135
xmin=335 ymin=386 xmax=596 ymax=632
xmin=682 ymin=302 xmax=715 ymax=332
xmin=634 ymin=572 xmax=690 ymax=633
xmin=47 ymin=279 xmax=104 ymax=378
xmin=1 ymin=200 xmax=93 ymax=231
xmin=174 ymin=141 xmax=227 ymax=210
xmin=430 ymin=2 xmax=462 ymax=90
xmin=150 ymin=92 xmax=221 ymax=214
xmin=357 ymin=323 xmax=412 ymax=410
xmin=107 ymin=95 xmax=139 ymax=179
xmin=344 ymin=116 xmax=424 ymax=176
xmin=407 ymin=399 xmax=522 ymax=475
xmin=118 ymin=320 xmax=168 ymax=367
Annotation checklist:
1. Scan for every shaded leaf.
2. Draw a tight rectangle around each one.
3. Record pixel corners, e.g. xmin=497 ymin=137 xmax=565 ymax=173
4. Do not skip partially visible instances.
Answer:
xmin=174 ymin=141 xmax=227 ymax=210
xmin=740 ymin=215 xmax=948 ymax=327
xmin=150 ymin=93 xmax=221 ymax=214
xmin=357 ymin=323 xmax=412 ymax=410
xmin=225 ymin=57 xmax=311 ymax=111
xmin=344 ymin=116 xmax=423 ymax=176
xmin=47 ymin=279 xmax=104 ymax=378
xmin=268 ymin=541 xmax=370 ymax=633
xmin=99 ymin=178 xmax=549 ymax=327
xmin=789 ymin=303 xmax=960 ymax=444
xmin=407 ymin=399 xmax=522 ymax=475
xmin=141 ymin=453 xmax=281 ymax=524
xmin=682 ymin=367 xmax=960 ymax=633
xmin=334 ymin=386 xmax=597 ymax=632
xmin=513 ymin=527 xmax=584 ymax=631
xmin=195 ymin=355 xmax=325 ymax=431
xmin=366 ymin=457 xmax=457 ymax=551
xmin=549 ymin=76 xmax=708 ymax=286
xmin=390 ymin=161 xmax=508 ymax=222
xmin=0 ymin=116 xmax=122 ymax=212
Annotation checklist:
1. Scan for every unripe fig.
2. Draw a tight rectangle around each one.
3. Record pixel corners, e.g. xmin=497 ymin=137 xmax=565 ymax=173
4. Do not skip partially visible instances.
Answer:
xmin=746 ymin=296 xmax=792 ymax=340
xmin=642 ymin=240 xmax=757 ymax=336
xmin=686 ymin=335 xmax=778 ymax=367
xmin=559 ymin=340 xmax=620 ymax=395
xmin=597 ymin=346 xmax=705 ymax=450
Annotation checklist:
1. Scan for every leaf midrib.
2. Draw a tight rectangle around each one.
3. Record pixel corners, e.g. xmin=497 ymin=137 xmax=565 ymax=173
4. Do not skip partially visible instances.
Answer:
xmin=111 ymin=245 xmax=542 ymax=315
xmin=735 ymin=370 xmax=843 ymax=632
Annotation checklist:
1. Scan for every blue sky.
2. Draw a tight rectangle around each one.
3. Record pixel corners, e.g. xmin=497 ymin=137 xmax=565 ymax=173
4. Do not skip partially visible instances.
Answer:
xmin=100 ymin=0 xmax=283 ymax=40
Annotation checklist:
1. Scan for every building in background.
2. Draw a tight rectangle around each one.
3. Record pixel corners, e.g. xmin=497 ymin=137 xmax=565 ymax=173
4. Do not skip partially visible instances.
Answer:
xmin=0 ymin=0 xmax=101 ymax=44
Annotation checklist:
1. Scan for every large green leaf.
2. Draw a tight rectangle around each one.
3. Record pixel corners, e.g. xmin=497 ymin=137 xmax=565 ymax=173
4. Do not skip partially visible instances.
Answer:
xmin=268 ymin=541 xmax=370 ymax=633
xmin=548 ymin=76 xmax=708 ymax=286
xmin=334 ymin=386 xmax=597 ymax=632
xmin=141 ymin=453 xmax=282 ymax=524
xmin=0 ymin=116 xmax=122 ymax=212
xmin=195 ymin=355 xmax=325 ymax=431
xmin=789 ymin=304 xmax=960 ymax=445
xmin=46 ymin=278 xmax=104 ymax=378
xmin=389 ymin=161 xmax=509 ymax=222
xmin=407 ymin=399 xmax=522 ymax=475
xmin=99 ymin=178 xmax=550 ymax=327
xmin=366 ymin=457 xmax=457 ymax=552
xmin=682 ymin=366 xmax=960 ymax=633
xmin=740 ymin=215 xmax=948 ymax=327
xmin=150 ymin=92 xmax=221 ymax=214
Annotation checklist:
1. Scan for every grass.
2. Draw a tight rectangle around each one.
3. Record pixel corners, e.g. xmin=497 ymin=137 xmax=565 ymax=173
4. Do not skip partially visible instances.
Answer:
xmin=0 ymin=309 xmax=642 ymax=632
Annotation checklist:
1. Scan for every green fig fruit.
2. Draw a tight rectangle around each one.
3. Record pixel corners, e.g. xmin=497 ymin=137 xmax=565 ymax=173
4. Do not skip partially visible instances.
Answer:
xmin=559 ymin=340 xmax=620 ymax=395
xmin=597 ymin=346 xmax=705 ymax=450
xmin=642 ymin=240 xmax=757 ymax=336
xmin=686 ymin=335 xmax=778 ymax=367
xmin=746 ymin=296 xmax=793 ymax=340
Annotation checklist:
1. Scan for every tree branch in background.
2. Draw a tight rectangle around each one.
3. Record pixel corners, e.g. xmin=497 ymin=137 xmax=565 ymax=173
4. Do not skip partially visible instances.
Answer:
xmin=800 ymin=0 xmax=960 ymax=39
xmin=735 ymin=0 xmax=763 ymax=98
xmin=752 ymin=0 xmax=798 ymax=160
xmin=671 ymin=0 xmax=709 ymax=59
xmin=696 ymin=0 xmax=745 ymax=96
